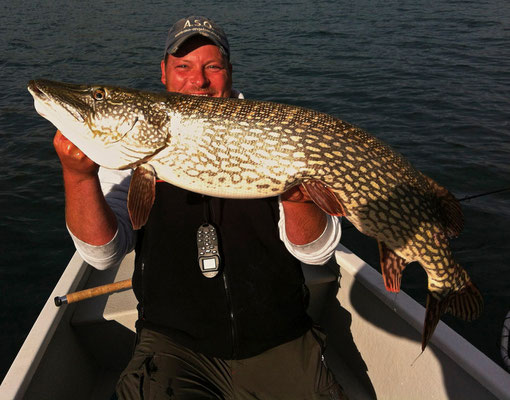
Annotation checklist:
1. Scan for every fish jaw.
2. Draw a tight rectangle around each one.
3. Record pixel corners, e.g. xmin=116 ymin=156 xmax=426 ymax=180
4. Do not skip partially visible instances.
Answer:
xmin=27 ymin=80 xmax=164 ymax=169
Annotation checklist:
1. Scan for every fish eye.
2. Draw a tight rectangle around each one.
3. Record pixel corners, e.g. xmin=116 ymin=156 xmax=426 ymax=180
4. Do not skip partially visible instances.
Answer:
xmin=92 ymin=88 xmax=107 ymax=101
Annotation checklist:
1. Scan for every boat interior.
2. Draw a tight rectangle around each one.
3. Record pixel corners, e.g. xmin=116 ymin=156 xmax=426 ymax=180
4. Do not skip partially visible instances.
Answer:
xmin=2 ymin=228 xmax=509 ymax=399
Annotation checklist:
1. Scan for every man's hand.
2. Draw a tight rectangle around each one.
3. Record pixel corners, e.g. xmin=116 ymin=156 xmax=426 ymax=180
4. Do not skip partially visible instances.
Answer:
xmin=280 ymin=184 xmax=327 ymax=245
xmin=53 ymin=130 xmax=98 ymax=178
xmin=54 ymin=130 xmax=117 ymax=245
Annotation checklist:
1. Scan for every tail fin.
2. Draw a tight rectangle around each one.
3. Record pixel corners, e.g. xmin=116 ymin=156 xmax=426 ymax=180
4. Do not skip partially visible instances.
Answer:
xmin=422 ymin=293 xmax=447 ymax=351
xmin=422 ymin=281 xmax=483 ymax=350
xmin=446 ymin=280 xmax=484 ymax=321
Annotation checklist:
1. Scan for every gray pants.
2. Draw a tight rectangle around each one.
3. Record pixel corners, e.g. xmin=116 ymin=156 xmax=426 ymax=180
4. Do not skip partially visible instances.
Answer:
xmin=116 ymin=327 xmax=346 ymax=399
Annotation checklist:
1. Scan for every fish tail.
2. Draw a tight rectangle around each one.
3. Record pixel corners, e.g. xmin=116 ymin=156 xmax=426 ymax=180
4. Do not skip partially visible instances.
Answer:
xmin=446 ymin=279 xmax=483 ymax=321
xmin=422 ymin=280 xmax=483 ymax=350
xmin=422 ymin=293 xmax=447 ymax=351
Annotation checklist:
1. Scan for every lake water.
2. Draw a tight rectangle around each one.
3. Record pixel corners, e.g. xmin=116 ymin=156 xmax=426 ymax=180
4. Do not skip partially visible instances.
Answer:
xmin=1 ymin=0 xmax=509 ymax=380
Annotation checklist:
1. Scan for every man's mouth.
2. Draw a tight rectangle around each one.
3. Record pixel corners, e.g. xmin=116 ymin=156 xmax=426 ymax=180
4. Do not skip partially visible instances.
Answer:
xmin=187 ymin=92 xmax=214 ymax=97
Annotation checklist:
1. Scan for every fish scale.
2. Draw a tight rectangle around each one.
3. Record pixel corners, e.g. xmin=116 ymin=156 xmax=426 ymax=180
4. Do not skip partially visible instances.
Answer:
xmin=28 ymin=79 xmax=483 ymax=350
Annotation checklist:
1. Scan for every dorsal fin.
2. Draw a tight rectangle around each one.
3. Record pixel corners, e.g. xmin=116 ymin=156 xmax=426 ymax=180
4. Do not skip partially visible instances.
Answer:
xmin=420 ymin=173 xmax=464 ymax=238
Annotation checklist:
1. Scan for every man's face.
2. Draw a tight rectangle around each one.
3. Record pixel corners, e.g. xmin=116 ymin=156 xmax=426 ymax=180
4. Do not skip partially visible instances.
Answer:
xmin=161 ymin=36 xmax=232 ymax=98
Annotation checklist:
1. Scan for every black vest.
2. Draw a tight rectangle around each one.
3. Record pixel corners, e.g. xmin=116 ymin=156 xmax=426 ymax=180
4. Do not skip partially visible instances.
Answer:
xmin=133 ymin=182 xmax=312 ymax=359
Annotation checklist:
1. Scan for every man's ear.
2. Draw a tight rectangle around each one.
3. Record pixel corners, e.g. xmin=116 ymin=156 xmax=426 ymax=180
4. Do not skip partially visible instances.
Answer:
xmin=160 ymin=59 xmax=167 ymax=86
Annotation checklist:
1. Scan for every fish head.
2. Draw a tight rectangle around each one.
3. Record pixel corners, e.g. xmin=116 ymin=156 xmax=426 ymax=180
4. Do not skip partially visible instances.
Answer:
xmin=28 ymin=79 xmax=170 ymax=169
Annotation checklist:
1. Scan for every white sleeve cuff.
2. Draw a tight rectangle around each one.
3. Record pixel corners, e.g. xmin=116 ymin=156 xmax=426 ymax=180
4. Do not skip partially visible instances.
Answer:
xmin=67 ymin=167 xmax=135 ymax=270
xmin=68 ymin=227 xmax=135 ymax=270
xmin=278 ymin=200 xmax=342 ymax=265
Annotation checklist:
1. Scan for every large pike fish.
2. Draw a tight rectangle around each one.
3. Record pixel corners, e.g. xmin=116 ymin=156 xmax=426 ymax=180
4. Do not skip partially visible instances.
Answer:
xmin=28 ymin=79 xmax=482 ymax=350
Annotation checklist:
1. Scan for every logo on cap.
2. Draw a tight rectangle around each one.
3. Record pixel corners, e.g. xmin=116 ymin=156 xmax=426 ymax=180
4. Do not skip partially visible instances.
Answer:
xmin=164 ymin=16 xmax=230 ymax=58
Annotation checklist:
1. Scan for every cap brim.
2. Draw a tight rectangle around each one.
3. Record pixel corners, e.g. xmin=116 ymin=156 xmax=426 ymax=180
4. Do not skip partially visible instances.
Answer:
xmin=166 ymin=32 xmax=228 ymax=57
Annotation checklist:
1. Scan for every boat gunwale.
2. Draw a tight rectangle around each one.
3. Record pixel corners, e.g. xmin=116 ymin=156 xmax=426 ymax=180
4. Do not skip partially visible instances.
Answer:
xmin=334 ymin=243 xmax=510 ymax=400
xmin=2 ymin=246 xmax=510 ymax=399
xmin=0 ymin=252 xmax=91 ymax=399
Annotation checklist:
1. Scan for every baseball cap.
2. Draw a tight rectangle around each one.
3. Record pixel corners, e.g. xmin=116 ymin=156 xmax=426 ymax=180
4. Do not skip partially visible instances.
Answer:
xmin=164 ymin=16 xmax=230 ymax=59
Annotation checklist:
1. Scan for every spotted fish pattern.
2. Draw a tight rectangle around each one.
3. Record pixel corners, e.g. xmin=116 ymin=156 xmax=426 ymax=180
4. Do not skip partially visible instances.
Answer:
xmin=28 ymin=79 xmax=483 ymax=350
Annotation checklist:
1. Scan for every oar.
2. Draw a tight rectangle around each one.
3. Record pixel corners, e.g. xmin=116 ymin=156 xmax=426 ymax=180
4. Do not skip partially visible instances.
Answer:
xmin=54 ymin=278 xmax=132 ymax=307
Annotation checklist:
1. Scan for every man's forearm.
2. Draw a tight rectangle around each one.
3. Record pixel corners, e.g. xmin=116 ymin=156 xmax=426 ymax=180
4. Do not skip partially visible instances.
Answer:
xmin=281 ymin=200 xmax=327 ymax=245
xmin=63 ymin=169 xmax=118 ymax=246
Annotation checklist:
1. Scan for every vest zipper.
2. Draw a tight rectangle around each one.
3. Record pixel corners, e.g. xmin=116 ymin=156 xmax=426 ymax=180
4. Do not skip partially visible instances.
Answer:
xmin=205 ymin=195 xmax=238 ymax=357
xmin=222 ymin=260 xmax=238 ymax=359
xmin=139 ymin=261 xmax=145 ymax=320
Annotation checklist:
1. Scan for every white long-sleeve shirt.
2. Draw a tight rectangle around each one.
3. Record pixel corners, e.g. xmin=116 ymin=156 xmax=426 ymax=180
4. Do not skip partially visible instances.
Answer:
xmin=70 ymin=170 xmax=341 ymax=270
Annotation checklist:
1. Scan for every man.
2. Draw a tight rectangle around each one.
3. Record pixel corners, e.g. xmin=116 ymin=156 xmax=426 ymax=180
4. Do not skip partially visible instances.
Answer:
xmin=54 ymin=16 xmax=345 ymax=399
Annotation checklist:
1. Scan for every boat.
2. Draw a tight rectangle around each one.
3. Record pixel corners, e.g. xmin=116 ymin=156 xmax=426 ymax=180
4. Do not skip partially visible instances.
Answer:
xmin=1 ymin=227 xmax=509 ymax=399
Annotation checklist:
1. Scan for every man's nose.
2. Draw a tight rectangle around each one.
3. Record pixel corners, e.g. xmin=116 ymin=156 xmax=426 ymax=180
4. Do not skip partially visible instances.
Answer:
xmin=190 ymin=69 xmax=208 ymax=87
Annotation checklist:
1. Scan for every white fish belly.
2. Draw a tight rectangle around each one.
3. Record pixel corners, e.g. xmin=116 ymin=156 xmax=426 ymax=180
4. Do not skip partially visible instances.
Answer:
xmin=151 ymin=159 xmax=288 ymax=199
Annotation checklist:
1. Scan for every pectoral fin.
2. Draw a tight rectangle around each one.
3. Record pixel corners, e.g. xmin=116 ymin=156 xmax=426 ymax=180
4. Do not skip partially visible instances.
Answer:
xmin=127 ymin=164 xmax=156 ymax=230
xmin=378 ymin=241 xmax=407 ymax=292
xmin=302 ymin=180 xmax=346 ymax=216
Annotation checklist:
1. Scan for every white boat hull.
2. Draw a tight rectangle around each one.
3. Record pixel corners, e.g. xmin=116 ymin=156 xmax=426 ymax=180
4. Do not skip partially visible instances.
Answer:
xmin=1 ymin=245 xmax=509 ymax=399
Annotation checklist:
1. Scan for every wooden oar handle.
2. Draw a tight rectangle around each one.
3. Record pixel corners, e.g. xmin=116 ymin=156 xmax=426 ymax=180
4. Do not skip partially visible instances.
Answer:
xmin=54 ymin=278 xmax=132 ymax=307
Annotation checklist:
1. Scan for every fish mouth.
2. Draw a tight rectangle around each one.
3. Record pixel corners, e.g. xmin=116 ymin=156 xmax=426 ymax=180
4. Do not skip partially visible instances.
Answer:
xmin=27 ymin=80 xmax=50 ymax=113
xmin=27 ymin=80 xmax=45 ymax=98
xmin=28 ymin=80 xmax=85 ymax=123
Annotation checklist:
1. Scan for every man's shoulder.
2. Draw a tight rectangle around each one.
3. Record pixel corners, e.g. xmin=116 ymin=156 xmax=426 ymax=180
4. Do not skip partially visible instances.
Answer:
xmin=231 ymin=89 xmax=244 ymax=99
